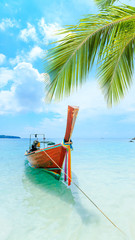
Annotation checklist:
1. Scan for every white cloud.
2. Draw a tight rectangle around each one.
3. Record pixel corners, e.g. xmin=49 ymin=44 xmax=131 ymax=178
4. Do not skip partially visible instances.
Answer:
xmin=13 ymin=62 xmax=45 ymax=112
xmin=0 ymin=62 xmax=45 ymax=114
xmin=9 ymin=46 xmax=46 ymax=65
xmin=19 ymin=23 xmax=38 ymax=42
xmin=0 ymin=18 xmax=18 ymax=31
xmin=38 ymin=18 xmax=63 ymax=44
xmin=0 ymin=54 xmax=6 ymax=65
xmin=19 ymin=19 xmax=65 ymax=45
xmin=0 ymin=67 xmax=14 ymax=88
xmin=28 ymin=46 xmax=45 ymax=61
xmin=0 ymin=86 xmax=20 ymax=115
xmin=9 ymin=56 xmax=22 ymax=66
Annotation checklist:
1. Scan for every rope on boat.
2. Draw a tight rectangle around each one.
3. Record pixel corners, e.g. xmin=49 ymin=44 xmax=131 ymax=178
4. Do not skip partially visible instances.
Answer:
xmin=43 ymin=150 xmax=127 ymax=238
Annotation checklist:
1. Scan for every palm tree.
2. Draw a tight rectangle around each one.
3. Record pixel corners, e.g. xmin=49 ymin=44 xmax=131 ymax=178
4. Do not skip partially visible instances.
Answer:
xmin=45 ymin=1 xmax=135 ymax=106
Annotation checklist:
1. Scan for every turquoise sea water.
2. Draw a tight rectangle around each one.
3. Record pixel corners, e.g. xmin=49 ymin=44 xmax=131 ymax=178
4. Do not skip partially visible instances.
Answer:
xmin=0 ymin=138 xmax=135 ymax=240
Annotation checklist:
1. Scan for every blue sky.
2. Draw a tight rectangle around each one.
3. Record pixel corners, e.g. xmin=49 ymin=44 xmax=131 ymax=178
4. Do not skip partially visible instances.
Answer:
xmin=0 ymin=0 xmax=135 ymax=138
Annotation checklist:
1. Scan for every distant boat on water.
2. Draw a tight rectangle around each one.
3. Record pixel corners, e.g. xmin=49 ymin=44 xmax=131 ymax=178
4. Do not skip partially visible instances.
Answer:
xmin=25 ymin=106 xmax=79 ymax=186
xmin=0 ymin=135 xmax=21 ymax=139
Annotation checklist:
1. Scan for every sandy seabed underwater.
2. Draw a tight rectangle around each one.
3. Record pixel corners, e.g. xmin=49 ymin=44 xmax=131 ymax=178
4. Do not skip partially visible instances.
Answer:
xmin=0 ymin=138 xmax=135 ymax=240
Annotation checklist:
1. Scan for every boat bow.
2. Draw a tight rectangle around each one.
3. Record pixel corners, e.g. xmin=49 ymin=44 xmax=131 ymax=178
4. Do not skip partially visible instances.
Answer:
xmin=62 ymin=105 xmax=79 ymax=185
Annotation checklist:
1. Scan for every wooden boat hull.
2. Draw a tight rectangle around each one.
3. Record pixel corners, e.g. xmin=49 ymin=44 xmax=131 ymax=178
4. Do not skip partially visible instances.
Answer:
xmin=25 ymin=144 xmax=67 ymax=179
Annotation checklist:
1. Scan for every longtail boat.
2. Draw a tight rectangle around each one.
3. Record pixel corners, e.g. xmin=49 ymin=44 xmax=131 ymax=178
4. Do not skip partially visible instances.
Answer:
xmin=25 ymin=106 xmax=79 ymax=185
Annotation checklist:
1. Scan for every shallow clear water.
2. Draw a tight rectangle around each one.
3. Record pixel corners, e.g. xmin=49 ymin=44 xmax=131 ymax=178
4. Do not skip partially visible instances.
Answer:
xmin=0 ymin=138 xmax=135 ymax=240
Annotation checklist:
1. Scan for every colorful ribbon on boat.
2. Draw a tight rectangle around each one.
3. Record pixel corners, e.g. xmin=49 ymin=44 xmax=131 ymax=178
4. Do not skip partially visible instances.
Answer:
xmin=64 ymin=150 xmax=67 ymax=182
xmin=62 ymin=141 xmax=72 ymax=186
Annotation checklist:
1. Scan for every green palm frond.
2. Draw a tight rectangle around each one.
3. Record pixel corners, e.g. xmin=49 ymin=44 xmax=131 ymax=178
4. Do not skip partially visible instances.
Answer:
xmin=45 ymin=5 xmax=135 ymax=105
xmin=95 ymin=0 xmax=116 ymax=9
xmin=98 ymin=31 xmax=135 ymax=106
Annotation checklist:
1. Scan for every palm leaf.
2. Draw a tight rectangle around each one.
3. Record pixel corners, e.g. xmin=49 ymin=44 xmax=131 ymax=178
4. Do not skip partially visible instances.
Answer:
xmin=95 ymin=0 xmax=116 ymax=9
xmin=98 ymin=30 xmax=135 ymax=106
xmin=45 ymin=5 xmax=135 ymax=104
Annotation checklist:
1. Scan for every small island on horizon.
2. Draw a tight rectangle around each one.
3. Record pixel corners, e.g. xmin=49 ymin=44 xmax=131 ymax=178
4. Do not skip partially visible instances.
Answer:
xmin=0 ymin=135 xmax=21 ymax=139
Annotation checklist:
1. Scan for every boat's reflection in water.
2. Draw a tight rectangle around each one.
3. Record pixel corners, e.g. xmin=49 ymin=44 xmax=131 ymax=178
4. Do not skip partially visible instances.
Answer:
xmin=23 ymin=160 xmax=98 ymax=225
xmin=24 ymin=160 xmax=74 ymax=203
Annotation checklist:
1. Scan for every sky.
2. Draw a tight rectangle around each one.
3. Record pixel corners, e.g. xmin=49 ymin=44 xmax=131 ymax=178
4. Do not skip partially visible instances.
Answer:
xmin=0 ymin=0 xmax=135 ymax=139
